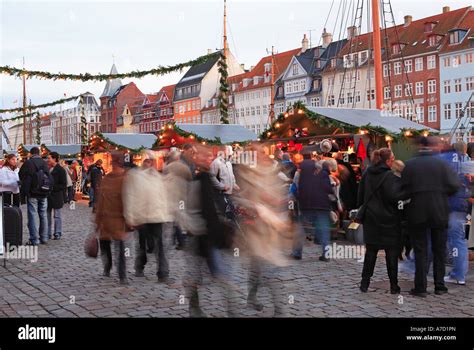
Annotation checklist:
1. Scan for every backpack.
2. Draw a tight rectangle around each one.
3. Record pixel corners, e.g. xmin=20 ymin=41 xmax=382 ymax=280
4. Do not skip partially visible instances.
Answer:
xmin=30 ymin=160 xmax=53 ymax=196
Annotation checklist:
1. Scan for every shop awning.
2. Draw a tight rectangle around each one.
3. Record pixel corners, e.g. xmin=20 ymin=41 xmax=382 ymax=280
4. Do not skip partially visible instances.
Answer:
xmin=175 ymin=123 xmax=258 ymax=143
xmin=101 ymin=133 xmax=157 ymax=150
xmin=307 ymin=107 xmax=437 ymax=134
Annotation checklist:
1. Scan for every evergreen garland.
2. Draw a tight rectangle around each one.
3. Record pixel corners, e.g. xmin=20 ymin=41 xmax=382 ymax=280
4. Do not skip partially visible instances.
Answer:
xmin=0 ymin=52 xmax=219 ymax=82
xmin=80 ymin=96 xmax=88 ymax=145
xmin=217 ymin=52 xmax=230 ymax=124
xmin=0 ymin=95 xmax=79 ymax=114
xmin=35 ymin=113 xmax=41 ymax=145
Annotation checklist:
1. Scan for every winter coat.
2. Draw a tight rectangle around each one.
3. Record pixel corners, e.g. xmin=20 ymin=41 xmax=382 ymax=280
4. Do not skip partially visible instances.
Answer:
xmin=88 ymin=164 xmax=104 ymax=188
xmin=122 ymin=167 xmax=173 ymax=226
xmin=297 ymin=159 xmax=334 ymax=211
xmin=162 ymin=160 xmax=193 ymax=219
xmin=439 ymin=151 xmax=471 ymax=213
xmin=18 ymin=156 xmax=50 ymax=198
xmin=357 ymin=163 xmax=402 ymax=247
xmin=209 ymin=156 xmax=237 ymax=195
xmin=48 ymin=164 xmax=67 ymax=210
xmin=0 ymin=166 xmax=20 ymax=194
xmin=95 ymin=170 xmax=128 ymax=241
xmin=401 ymin=150 xmax=461 ymax=229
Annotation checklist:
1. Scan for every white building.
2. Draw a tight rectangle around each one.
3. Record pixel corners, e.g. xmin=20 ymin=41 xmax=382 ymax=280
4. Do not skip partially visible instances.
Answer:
xmin=50 ymin=92 xmax=101 ymax=145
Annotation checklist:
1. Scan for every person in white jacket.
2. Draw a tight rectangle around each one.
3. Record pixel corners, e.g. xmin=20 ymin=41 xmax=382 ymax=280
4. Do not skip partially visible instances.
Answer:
xmin=0 ymin=154 xmax=21 ymax=206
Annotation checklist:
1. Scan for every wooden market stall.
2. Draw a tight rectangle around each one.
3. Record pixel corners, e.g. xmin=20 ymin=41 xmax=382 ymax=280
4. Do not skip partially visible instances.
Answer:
xmin=88 ymin=133 xmax=157 ymax=172
xmin=259 ymin=104 xmax=437 ymax=162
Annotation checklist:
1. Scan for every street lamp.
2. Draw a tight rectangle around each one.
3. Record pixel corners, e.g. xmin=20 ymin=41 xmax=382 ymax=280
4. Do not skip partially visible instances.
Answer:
xmin=459 ymin=124 xmax=466 ymax=141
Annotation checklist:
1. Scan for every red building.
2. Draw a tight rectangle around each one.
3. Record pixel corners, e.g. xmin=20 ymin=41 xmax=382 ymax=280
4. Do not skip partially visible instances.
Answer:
xmin=382 ymin=6 xmax=471 ymax=130
xmin=100 ymin=64 xmax=144 ymax=133
xmin=138 ymin=84 xmax=175 ymax=134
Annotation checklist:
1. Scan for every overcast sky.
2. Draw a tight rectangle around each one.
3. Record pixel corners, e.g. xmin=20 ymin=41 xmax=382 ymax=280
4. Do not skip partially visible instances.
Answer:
xmin=0 ymin=0 xmax=471 ymax=113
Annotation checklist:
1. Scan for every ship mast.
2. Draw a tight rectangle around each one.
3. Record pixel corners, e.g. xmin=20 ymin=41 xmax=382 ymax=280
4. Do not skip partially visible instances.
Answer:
xmin=372 ymin=0 xmax=383 ymax=110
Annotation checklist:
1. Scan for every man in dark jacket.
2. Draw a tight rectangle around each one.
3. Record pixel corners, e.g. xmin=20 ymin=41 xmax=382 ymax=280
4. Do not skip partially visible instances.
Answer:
xmin=47 ymin=152 xmax=67 ymax=240
xmin=292 ymin=155 xmax=335 ymax=261
xmin=401 ymin=137 xmax=461 ymax=297
xmin=87 ymin=159 xmax=104 ymax=211
xmin=19 ymin=147 xmax=50 ymax=245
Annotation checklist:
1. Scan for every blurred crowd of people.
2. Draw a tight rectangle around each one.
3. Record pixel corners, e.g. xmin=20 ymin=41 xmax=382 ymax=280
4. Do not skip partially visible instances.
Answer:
xmin=1 ymin=134 xmax=472 ymax=316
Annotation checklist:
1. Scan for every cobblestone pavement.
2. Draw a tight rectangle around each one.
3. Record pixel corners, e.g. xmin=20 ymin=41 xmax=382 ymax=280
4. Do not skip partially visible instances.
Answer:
xmin=1 ymin=201 xmax=473 ymax=318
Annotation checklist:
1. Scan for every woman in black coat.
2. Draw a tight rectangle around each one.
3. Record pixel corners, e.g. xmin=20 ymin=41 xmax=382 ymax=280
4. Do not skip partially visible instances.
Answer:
xmin=357 ymin=148 xmax=402 ymax=294
xmin=47 ymin=152 xmax=67 ymax=240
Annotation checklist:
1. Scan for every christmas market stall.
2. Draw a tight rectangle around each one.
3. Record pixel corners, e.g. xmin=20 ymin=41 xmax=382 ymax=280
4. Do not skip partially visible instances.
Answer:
xmin=88 ymin=132 xmax=157 ymax=172
xmin=259 ymin=104 xmax=436 ymax=162
xmin=154 ymin=123 xmax=258 ymax=148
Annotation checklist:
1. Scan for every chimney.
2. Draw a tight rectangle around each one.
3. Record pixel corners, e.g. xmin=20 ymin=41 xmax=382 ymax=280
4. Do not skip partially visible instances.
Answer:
xmin=301 ymin=34 xmax=309 ymax=53
xmin=322 ymin=28 xmax=333 ymax=48
xmin=240 ymin=63 xmax=245 ymax=70
xmin=347 ymin=26 xmax=358 ymax=40
xmin=250 ymin=65 xmax=255 ymax=71
xmin=443 ymin=6 xmax=450 ymax=13
xmin=404 ymin=15 xmax=412 ymax=26
xmin=207 ymin=49 xmax=212 ymax=55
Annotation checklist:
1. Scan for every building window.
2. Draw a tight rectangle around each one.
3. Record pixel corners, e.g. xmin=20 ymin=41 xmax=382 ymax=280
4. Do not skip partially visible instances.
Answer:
xmin=292 ymin=63 xmax=298 ymax=76
xmin=394 ymin=85 xmax=402 ymax=98
xmin=339 ymin=95 xmax=345 ymax=105
xmin=366 ymin=89 xmax=375 ymax=101
xmin=245 ymin=107 xmax=250 ymax=116
xmin=443 ymin=57 xmax=451 ymax=67
xmin=328 ymin=95 xmax=335 ymax=106
xmin=415 ymin=57 xmax=423 ymax=71
xmin=415 ymin=82 xmax=424 ymax=95
xmin=428 ymin=105 xmax=437 ymax=122
xmin=405 ymin=83 xmax=413 ymax=97
xmin=466 ymin=53 xmax=474 ymax=64
xmin=406 ymin=106 xmax=413 ymax=120
xmin=427 ymin=80 xmax=436 ymax=94
xmin=285 ymin=82 xmax=293 ymax=93
xmin=416 ymin=106 xmax=424 ymax=122
xmin=449 ymin=30 xmax=467 ymax=45
xmin=444 ymin=104 xmax=452 ymax=120
xmin=444 ymin=80 xmax=451 ymax=94
xmin=293 ymin=81 xmax=298 ymax=92
xmin=455 ymin=102 xmax=463 ymax=118
xmin=355 ymin=91 xmax=361 ymax=103
xmin=427 ymin=55 xmax=436 ymax=69
xmin=251 ymin=107 xmax=255 ymax=116
xmin=347 ymin=92 xmax=353 ymax=104
xmin=454 ymin=79 xmax=462 ymax=92
xmin=466 ymin=77 xmax=474 ymax=91
xmin=394 ymin=61 xmax=402 ymax=75
xmin=310 ymin=97 xmax=321 ymax=107
xmin=300 ymin=79 xmax=306 ymax=91
xmin=384 ymin=87 xmax=391 ymax=99
xmin=404 ymin=59 xmax=412 ymax=73
xmin=256 ymin=106 xmax=261 ymax=115
xmin=453 ymin=55 xmax=462 ymax=67
xmin=328 ymin=77 xmax=335 ymax=88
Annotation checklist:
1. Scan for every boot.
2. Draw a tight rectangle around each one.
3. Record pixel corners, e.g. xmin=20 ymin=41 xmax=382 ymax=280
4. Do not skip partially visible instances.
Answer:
xmin=360 ymin=278 xmax=370 ymax=293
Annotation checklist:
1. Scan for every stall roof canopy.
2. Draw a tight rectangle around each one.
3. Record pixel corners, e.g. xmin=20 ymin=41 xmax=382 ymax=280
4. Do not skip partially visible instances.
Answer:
xmin=102 ymin=133 xmax=157 ymax=150
xmin=307 ymin=107 xmax=437 ymax=134
xmin=176 ymin=124 xmax=258 ymax=143
xmin=23 ymin=144 xmax=82 ymax=156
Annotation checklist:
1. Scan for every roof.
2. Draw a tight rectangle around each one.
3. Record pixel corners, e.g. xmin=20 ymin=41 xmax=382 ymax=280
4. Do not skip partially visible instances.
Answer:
xmin=160 ymin=84 xmax=176 ymax=101
xmin=307 ymin=107 xmax=436 ymax=134
xmin=175 ymin=53 xmax=221 ymax=91
xmin=22 ymin=144 xmax=82 ymax=156
xmin=145 ymin=94 xmax=160 ymax=104
xmin=101 ymin=133 xmax=157 ymax=150
xmin=440 ymin=8 xmax=474 ymax=54
xmin=231 ymin=48 xmax=301 ymax=93
xmin=176 ymin=123 xmax=258 ymax=143
xmin=101 ymin=64 xmax=123 ymax=98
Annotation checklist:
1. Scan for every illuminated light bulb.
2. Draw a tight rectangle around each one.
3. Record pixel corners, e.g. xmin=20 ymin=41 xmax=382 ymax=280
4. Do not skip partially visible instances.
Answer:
xmin=385 ymin=135 xmax=393 ymax=142
xmin=404 ymin=131 xmax=412 ymax=137
xmin=297 ymin=109 xmax=304 ymax=114
xmin=257 ymin=138 xmax=261 ymax=141
xmin=189 ymin=135 xmax=195 ymax=139
xmin=422 ymin=132 xmax=428 ymax=137
xmin=267 ymin=132 xmax=271 ymax=137
xmin=202 ymin=141 xmax=206 ymax=145
xmin=275 ymin=123 xmax=280 ymax=128
xmin=284 ymin=113 xmax=289 ymax=118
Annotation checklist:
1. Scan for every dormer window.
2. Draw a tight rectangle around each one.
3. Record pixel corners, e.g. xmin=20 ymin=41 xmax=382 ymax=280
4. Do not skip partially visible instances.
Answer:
xmin=424 ymin=22 xmax=436 ymax=33
xmin=428 ymin=35 xmax=442 ymax=47
xmin=292 ymin=63 xmax=299 ymax=76
xmin=315 ymin=59 xmax=321 ymax=69
xmin=392 ymin=43 xmax=405 ymax=55
xmin=449 ymin=29 xmax=468 ymax=45
xmin=243 ymin=78 xmax=251 ymax=88
xmin=331 ymin=58 xmax=337 ymax=68
xmin=359 ymin=50 xmax=368 ymax=64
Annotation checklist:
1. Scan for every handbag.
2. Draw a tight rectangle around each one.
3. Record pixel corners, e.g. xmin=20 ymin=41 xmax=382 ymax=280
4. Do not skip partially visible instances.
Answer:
xmin=356 ymin=171 xmax=391 ymax=222
xmin=84 ymin=231 xmax=99 ymax=258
